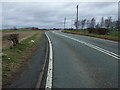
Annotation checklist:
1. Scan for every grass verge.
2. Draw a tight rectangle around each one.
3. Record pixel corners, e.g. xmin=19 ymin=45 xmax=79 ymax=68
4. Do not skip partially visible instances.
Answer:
xmin=2 ymin=31 xmax=44 ymax=87
xmin=62 ymin=29 xmax=119 ymax=42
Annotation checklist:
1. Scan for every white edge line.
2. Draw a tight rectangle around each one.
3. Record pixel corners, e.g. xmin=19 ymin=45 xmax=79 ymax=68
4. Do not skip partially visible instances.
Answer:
xmin=45 ymin=32 xmax=53 ymax=89
xmin=59 ymin=30 xmax=118 ymax=43
xmin=53 ymin=31 xmax=120 ymax=60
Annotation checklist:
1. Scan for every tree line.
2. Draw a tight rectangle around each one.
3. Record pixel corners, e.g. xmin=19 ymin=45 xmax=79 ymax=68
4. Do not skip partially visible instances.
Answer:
xmin=74 ymin=17 xmax=119 ymax=30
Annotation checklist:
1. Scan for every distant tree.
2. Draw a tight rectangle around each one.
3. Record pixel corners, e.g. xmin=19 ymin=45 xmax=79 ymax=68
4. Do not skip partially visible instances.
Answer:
xmin=13 ymin=26 xmax=17 ymax=30
xmin=86 ymin=20 xmax=90 ymax=28
xmin=74 ymin=20 xmax=81 ymax=29
xmin=81 ymin=19 xmax=86 ymax=29
xmin=111 ymin=21 xmax=115 ymax=29
xmin=116 ymin=21 xmax=119 ymax=29
xmin=90 ymin=18 xmax=96 ymax=28
xmin=105 ymin=19 xmax=109 ymax=28
xmin=105 ymin=17 xmax=112 ymax=29
xmin=112 ymin=20 xmax=119 ymax=29
xmin=74 ymin=20 xmax=78 ymax=29
xmin=32 ymin=27 xmax=39 ymax=30
xmin=96 ymin=23 xmax=100 ymax=28
xmin=100 ymin=17 xmax=104 ymax=28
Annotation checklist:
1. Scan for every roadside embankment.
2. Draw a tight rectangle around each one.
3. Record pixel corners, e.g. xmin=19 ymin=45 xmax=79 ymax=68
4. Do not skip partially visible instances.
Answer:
xmin=2 ymin=30 xmax=39 ymax=49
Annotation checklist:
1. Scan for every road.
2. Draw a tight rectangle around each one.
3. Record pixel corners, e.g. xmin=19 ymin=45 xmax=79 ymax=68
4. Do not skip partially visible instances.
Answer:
xmin=45 ymin=30 xmax=119 ymax=88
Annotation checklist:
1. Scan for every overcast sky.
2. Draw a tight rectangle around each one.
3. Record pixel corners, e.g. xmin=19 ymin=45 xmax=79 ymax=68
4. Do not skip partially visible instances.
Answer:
xmin=1 ymin=2 xmax=118 ymax=29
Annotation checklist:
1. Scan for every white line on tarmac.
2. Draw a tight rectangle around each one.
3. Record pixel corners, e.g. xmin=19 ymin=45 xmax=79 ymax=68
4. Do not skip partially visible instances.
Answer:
xmin=53 ymin=31 xmax=120 ymax=60
xmin=60 ymin=30 xmax=118 ymax=43
xmin=45 ymin=32 xmax=53 ymax=89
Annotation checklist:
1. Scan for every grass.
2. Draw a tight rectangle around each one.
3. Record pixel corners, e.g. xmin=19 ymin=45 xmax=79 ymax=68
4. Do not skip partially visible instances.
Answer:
xmin=2 ymin=31 xmax=43 ymax=87
xmin=62 ymin=29 xmax=119 ymax=41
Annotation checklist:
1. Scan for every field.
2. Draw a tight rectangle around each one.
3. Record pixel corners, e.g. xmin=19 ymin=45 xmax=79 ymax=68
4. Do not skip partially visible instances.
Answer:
xmin=2 ymin=30 xmax=39 ymax=49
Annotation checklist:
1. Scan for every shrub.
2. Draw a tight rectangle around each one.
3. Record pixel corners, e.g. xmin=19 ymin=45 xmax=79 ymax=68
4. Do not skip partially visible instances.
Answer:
xmin=87 ymin=28 xmax=109 ymax=35
xmin=8 ymin=34 xmax=19 ymax=46
xmin=87 ymin=28 xmax=96 ymax=33
xmin=96 ymin=28 xmax=109 ymax=35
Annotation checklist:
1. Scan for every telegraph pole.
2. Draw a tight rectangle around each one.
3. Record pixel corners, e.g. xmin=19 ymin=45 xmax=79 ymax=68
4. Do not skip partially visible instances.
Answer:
xmin=76 ymin=5 xmax=79 ymax=29
xmin=71 ymin=19 xmax=73 ymax=29
xmin=118 ymin=1 xmax=120 ymax=30
xmin=64 ymin=17 xmax=66 ymax=30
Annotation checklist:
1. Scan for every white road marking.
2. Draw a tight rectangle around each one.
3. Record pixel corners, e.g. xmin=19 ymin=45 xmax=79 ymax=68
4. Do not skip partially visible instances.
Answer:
xmin=45 ymin=32 xmax=53 ymax=89
xmin=60 ymin=30 xmax=118 ymax=43
xmin=53 ymin=31 xmax=120 ymax=60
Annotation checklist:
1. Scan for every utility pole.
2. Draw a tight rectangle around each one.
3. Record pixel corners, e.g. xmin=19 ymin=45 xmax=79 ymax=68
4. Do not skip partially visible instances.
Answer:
xmin=64 ymin=17 xmax=66 ymax=30
xmin=118 ymin=1 xmax=120 ymax=30
xmin=71 ymin=19 xmax=73 ymax=29
xmin=76 ymin=5 xmax=79 ymax=29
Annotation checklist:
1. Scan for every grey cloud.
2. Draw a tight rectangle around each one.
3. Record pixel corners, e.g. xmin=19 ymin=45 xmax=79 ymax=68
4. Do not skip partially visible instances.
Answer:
xmin=1 ymin=2 xmax=118 ymax=29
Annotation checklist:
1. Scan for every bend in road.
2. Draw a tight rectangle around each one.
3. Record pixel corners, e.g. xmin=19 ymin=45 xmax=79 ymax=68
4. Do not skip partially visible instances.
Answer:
xmin=46 ymin=31 xmax=118 ymax=88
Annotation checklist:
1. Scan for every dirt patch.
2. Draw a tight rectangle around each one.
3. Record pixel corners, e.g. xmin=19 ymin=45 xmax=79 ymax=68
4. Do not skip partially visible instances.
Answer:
xmin=2 ymin=30 xmax=39 ymax=49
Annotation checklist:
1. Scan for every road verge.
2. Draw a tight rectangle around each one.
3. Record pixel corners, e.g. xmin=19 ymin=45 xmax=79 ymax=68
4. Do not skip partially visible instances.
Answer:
xmin=62 ymin=30 xmax=119 ymax=42
xmin=2 ymin=31 xmax=43 ymax=87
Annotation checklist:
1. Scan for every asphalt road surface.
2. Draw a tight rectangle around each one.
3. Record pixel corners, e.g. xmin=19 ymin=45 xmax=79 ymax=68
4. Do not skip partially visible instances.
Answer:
xmin=45 ymin=30 xmax=119 ymax=88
